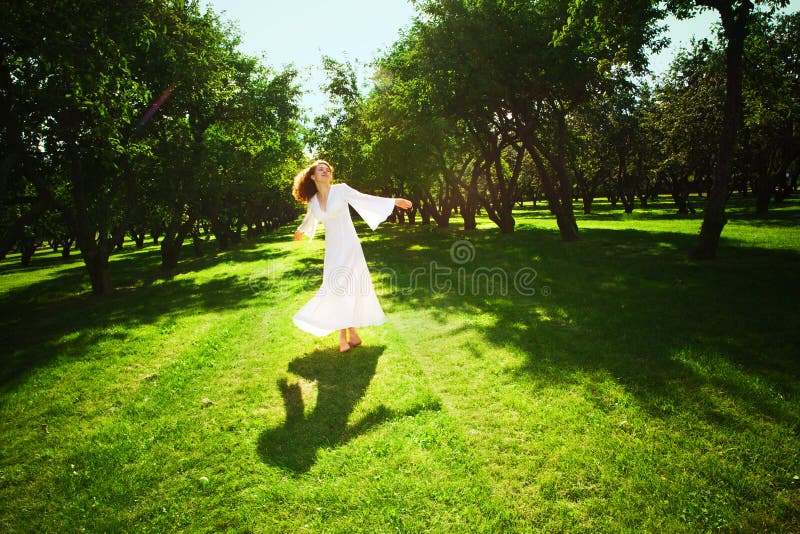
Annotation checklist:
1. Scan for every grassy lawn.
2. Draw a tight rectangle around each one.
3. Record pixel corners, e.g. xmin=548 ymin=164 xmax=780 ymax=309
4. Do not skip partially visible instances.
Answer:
xmin=1 ymin=195 xmax=799 ymax=532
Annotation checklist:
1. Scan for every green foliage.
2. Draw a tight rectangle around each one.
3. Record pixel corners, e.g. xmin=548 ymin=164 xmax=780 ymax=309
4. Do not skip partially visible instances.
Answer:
xmin=738 ymin=11 xmax=800 ymax=197
xmin=651 ymin=39 xmax=725 ymax=203
xmin=664 ymin=0 xmax=789 ymax=20
xmin=559 ymin=0 xmax=668 ymax=75
xmin=1 ymin=0 xmax=305 ymax=290
xmin=315 ymin=0 xmax=678 ymax=238
xmin=309 ymin=0 xmax=799 ymax=252
xmin=644 ymin=9 xmax=800 ymax=212
xmin=570 ymin=80 xmax=660 ymax=213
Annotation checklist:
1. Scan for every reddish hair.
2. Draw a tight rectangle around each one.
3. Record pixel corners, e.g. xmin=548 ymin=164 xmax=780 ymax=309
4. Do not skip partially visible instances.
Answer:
xmin=292 ymin=160 xmax=333 ymax=203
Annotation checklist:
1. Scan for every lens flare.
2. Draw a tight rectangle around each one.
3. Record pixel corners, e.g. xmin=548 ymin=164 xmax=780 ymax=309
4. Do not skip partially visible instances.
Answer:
xmin=136 ymin=82 xmax=177 ymax=131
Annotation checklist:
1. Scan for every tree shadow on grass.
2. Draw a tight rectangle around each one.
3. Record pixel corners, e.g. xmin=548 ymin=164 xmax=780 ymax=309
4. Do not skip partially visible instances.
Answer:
xmin=365 ymin=222 xmax=800 ymax=433
xmin=0 ymin=237 xmax=294 ymax=393
xmin=0 ymin=275 xmax=260 ymax=394
xmin=258 ymin=346 xmax=437 ymax=474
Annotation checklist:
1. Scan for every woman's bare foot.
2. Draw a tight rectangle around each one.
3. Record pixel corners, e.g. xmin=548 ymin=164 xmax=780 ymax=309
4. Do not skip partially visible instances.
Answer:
xmin=339 ymin=330 xmax=350 ymax=352
xmin=348 ymin=327 xmax=362 ymax=347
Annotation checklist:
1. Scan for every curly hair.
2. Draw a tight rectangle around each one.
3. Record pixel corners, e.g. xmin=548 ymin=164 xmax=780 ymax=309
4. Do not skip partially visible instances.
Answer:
xmin=292 ymin=160 xmax=333 ymax=204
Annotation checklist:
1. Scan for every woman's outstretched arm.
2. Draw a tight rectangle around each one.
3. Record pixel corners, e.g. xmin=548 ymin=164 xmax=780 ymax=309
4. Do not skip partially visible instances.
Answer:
xmin=293 ymin=204 xmax=317 ymax=241
xmin=394 ymin=198 xmax=413 ymax=210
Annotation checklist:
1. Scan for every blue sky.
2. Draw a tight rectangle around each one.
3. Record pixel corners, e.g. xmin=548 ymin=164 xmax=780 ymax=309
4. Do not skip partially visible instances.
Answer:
xmin=201 ymin=0 xmax=798 ymax=121
xmin=201 ymin=0 xmax=416 ymax=121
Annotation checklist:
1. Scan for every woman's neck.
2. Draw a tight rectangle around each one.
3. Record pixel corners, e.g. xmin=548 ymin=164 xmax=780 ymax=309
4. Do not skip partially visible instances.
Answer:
xmin=316 ymin=182 xmax=332 ymax=197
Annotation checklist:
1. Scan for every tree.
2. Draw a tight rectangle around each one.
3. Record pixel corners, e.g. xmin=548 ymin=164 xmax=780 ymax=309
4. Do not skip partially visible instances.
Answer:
xmin=371 ymin=33 xmax=478 ymax=229
xmin=1 ymin=1 xmax=305 ymax=289
xmin=2 ymin=0 xmax=161 ymax=293
xmin=645 ymin=9 xmax=798 ymax=216
xmin=572 ymin=81 xmax=651 ymax=214
xmin=665 ymin=0 xmax=789 ymax=258
xmin=739 ymin=11 xmax=800 ymax=212
xmin=312 ymin=57 xmax=369 ymax=184
xmin=409 ymin=0 xmax=664 ymax=238
xmin=650 ymin=41 xmax=724 ymax=213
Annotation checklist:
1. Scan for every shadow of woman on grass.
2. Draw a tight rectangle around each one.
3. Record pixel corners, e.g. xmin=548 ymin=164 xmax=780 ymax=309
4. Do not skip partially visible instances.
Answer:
xmin=258 ymin=345 xmax=429 ymax=474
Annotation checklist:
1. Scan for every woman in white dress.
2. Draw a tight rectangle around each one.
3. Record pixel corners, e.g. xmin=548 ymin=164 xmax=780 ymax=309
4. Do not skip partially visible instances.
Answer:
xmin=291 ymin=160 xmax=413 ymax=352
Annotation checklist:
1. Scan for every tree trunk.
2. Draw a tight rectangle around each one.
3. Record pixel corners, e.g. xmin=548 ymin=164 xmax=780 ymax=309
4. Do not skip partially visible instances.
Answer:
xmin=211 ymin=219 xmax=230 ymax=251
xmin=498 ymin=212 xmax=515 ymax=234
xmin=71 ymin=174 xmax=114 ymax=293
xmin=552 ymin=114 xmax=579 ymax=240
xmin=420 ymin=204 xmax=431 ymax=225
xmin=161 ymin=237 xmax=183 ymax=271
xmin=620 ymin=190 xmax=635 ymax=214
xmin=582 ymin=196 xmax=593 ymax=214
xmin=617 ymin=150 xmax=636 ymax=214
xmin=461 ymin=208 xmax=477 ymax=231
xmin=192 ymin=230 xmax=205 ymax=257
xmin=523 ymin=137 xmax=579 ymax=242
xmin=668 ymin=171 xmax=696 ymax=214
xmin=131 ymin=231 xmax=146 ymax=248
xmin=460 ymin=166 xmax=479 ymax=231
xmin=754 ymin=172 xmax=772 ymax=215
xmin=70 ymin=155 xmax=115 ymax=295
xmin=555 ymin=208 xmax=580 ymax=241
xmin=574 ymin=169 xmax=594 ymax=214
xmin=61 ymin=237 xmax=73 ymax=259
xmin=775 ymin=175 xmax=792 ymax=203
xmin=427 ymin=190 xmax=451 ymax=227
xmin=478 ymin=142 xmax=522 ymax=234
xmin=231 ymin=222 xmax=243 ymax=243
xmin=19 ymin=237 xmax=35 ymax=266
xmin=161 ymin=217 xmax=193 ymax=271
xmin=690 ymin=0 xmax=751 ymax=259
xmin=82 ymin=247 xmax=113 ymax=294
xmin=674 ymin=192 xmax=694 ymax=215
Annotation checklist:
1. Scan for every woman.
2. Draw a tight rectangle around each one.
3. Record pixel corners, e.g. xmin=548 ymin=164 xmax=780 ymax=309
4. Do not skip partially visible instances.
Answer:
xmin=291 ymin=160 xmax=412 ymax=352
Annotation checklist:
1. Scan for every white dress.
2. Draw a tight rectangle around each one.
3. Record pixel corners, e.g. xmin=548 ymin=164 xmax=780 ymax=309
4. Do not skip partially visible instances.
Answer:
xmin=292 ymin=183 xmax=396 ymax=337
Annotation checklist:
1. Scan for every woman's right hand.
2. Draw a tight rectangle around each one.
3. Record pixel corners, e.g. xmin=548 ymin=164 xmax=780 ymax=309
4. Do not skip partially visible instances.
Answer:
xmin=293 ymin=231 xmax=304 ymax=241
xmin=395 ymin=198 xmax=413 ymax=210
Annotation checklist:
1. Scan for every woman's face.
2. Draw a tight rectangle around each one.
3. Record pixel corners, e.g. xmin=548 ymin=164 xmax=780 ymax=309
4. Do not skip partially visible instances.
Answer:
xmin=312 ymin=163 xmax=332 ymax=184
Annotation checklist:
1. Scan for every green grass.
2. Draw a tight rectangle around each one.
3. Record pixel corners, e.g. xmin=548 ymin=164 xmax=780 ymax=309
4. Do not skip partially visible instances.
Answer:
xmin=1 ymin=195 xmax=799 ymax=532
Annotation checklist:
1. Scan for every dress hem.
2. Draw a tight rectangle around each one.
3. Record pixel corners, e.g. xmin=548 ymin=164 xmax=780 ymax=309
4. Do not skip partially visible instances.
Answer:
xmin=293 ymin=315 xmax=387 ymax=337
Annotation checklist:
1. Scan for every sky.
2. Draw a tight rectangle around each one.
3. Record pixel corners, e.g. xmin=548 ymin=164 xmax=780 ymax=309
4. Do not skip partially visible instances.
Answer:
xmin=201 ymin=0 xmax=417 ymax=122
xmin=201 ymin=0 xmax=799 ymax=121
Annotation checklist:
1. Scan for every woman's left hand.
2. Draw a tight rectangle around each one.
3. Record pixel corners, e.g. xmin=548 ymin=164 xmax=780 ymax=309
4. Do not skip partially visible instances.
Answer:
xmin=395 ymin=198 xmax=413 ymax=210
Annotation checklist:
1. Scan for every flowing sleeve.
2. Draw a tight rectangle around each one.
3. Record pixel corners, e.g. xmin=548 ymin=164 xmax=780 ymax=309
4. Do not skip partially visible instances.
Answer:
xmin=296 ymin=203 xmax=318 ymax=241
xmin=342 ymin=184 xmax=395 ymax=231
